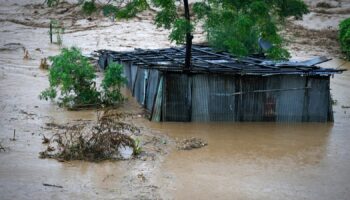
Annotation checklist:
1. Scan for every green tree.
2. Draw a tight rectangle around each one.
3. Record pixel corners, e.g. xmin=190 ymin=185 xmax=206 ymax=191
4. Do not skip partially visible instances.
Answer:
xmin=40 ymin=47 xmax=100 ymax=108
xmin=339 ymin=18 xmax=350 ymax=60
xmin=115 ymin=0 xmax=309 ymax=63
xmin=192 ymin=0 xmax=309 ymax=59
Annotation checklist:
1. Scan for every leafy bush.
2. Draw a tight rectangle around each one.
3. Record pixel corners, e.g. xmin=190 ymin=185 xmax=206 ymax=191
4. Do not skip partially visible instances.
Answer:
xmin=102 ymin=4 xmax=118 ymax=17
xmin=339 ymin=18 xmax=350 ymax=60
xmin=115 ymin=0 xmax=149 ymax=19
xmin=101 ymin=62 xmax=127 ymax=106
xmin=40 ymin=48 xmax=127 ymax=108
xmin=82 ymin=0 xmax=97 ymax=15
xmin=40 ymin=47 xmax=100 ymax=108
xmin=45 ymin=0 xmax=60 ymax=7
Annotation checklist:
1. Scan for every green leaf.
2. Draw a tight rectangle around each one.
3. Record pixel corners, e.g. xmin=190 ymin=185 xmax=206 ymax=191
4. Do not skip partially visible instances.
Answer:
xmin=169 ymin=18 xmax=193 ymax=44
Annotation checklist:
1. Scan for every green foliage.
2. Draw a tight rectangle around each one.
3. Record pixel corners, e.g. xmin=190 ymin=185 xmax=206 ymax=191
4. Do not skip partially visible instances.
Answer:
xmin=276 ymin=0 xmax=309 ymax=19
xmin=115 ymin=0 xmax=149 ymax=19
xmin=40 ymin=47 xmax=100 ymax=108
xmin=192 ymin=0 xmax=308 ymax=59
xmin=40 ymin=48 xmax=127 ymax=108
xmin=45 ymin=0 xmax=60 ymax=7
xmin=82 ymin=0 xmax=97 ymax=15
xmin=152 ymin=0 xmax=177 ymax=29
xmin=133 ymin=138 xmax=142 ymax=155
xmin=101 ymin=62 xmax=127 ymax=106
xmin=102 ymin=4 xmax=118 ymax=17
xmin=339 ymin=18 xmax=350 ymax=60
xmin=169 ymin=18 xmax=194 ymax=44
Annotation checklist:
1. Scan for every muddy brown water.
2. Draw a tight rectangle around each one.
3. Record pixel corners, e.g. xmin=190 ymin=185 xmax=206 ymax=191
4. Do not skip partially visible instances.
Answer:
xmin=1 ymin=1 xmax=350 ymax=199
xmin=146 ymin=59 xmax=350 ymax=200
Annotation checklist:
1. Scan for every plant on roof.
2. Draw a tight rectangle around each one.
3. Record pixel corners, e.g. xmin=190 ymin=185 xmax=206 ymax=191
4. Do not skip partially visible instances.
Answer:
xmin=339 ymin=18 xmax=350 ymax=60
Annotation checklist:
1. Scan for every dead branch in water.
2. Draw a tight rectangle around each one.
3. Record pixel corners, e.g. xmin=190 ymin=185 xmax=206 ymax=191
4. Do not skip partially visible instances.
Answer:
xmin=39 ymin=115 xmax=141 ymax=161
xmin=42 ymin=183 xmax=63 ymax=188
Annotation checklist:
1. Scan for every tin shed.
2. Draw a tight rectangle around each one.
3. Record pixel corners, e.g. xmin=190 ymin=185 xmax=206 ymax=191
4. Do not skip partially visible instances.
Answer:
xmin=98 ymin=46 xmax=344 ymax=122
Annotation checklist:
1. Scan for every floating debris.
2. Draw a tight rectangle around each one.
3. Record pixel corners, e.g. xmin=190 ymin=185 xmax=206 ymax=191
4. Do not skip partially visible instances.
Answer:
xmin=40 ymin=117 xmax=141 ymax=161
xmin=39 ymin=58 xmax=49 ymax=70
xmin=0 ymin=141 xmax=6 ymax=152
xmin=42 ymin=135 xmax=50 ymax=144
xmin=42 ymin=183 xmax=63 ymax=188
xmin=176 ymin=137 xmax=208 ymax=150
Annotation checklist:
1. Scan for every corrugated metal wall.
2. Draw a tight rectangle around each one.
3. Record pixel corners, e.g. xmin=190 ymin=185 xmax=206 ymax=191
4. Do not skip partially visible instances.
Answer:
xmin=305 ymin=76 xmax=330 ymax=122
xmin=133 ymin=68 xmax=147 ymax=105
xmin=191 ymin=74 xmax=210 ymax=121
xmin=161 ymin=73 xmax=332 ymax=122
xmin=122 ymin=62 xmax=133 ymax=90
xmin=146 ymin=70 xmax=160 ymax=111
xmin=151 ymin=76 xmax=163 ymax=122
xmin=238 ymin=76 xmax=266 ymax=121
xmin=208 ymin=75 xmax=236 ymax=121
xmin=275 ymin=75 xmax=306 ymax=122
xmin=130 ymin=65 xmax=138 ymax=92
xmin=163 ymin=73 xmax=191 ymax=122
xmin=113 ymin=61 xmax=332 ymax=122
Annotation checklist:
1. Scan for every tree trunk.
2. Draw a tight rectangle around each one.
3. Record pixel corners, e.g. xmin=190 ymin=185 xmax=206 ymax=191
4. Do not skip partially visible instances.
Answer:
xmin=183 ymin=0 xmax=193 ymax=71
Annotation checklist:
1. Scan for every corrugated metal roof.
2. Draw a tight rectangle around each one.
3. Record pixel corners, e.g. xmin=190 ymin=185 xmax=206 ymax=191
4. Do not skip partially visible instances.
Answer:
xmin=97 ymin=45 xmax=345 ymax=76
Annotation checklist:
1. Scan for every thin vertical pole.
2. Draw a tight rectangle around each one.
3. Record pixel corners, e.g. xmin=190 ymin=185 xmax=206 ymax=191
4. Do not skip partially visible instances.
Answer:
xmin=50 ymin=22 xmax=53 ymax=43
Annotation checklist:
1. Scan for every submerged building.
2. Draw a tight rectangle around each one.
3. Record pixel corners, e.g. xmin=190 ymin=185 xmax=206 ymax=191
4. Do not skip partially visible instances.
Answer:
xmin=98 ymin=46 xmax=344 ymax=122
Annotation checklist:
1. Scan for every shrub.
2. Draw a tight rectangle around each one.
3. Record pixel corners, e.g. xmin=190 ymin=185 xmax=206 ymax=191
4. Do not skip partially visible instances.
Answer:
xmin=82 ymin=0 xmax=97 ymax=15
xmin=39 ymin=47 xmax=100 ymax=108
xmin=339 ymin=18 xmax=350 ymax=60
xmin=101 ymin=62 xmax=127 ymax=106
xmin=45 ymin=0 xmax=60 ymax=7
xmin=40 ymin=48 xmax=127 ymax=109
xmin=115 ymin=0 xmax=149 ymax=19
xmin=102 ymin=4 xmax=118 ymax=17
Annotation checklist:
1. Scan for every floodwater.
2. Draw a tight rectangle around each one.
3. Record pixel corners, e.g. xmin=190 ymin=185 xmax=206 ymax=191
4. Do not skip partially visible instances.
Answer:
xmin=1 ymin=0 xmax=350 ymax=199
xmin=148 ymin=59 xmax=350 ymax=200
